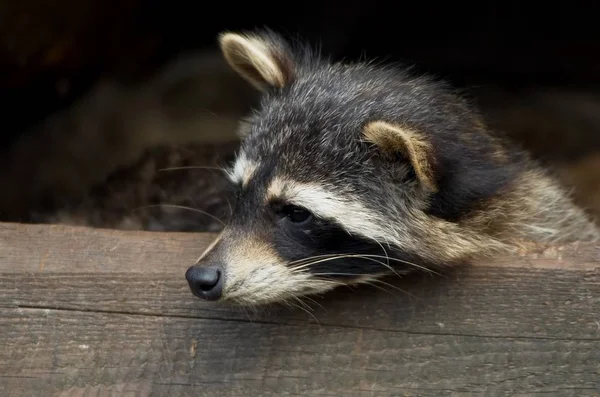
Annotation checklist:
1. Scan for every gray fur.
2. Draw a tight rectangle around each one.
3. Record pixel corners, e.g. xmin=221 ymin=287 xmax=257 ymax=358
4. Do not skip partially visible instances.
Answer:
xmin=185 ymin=29 xmax=599 ymax=305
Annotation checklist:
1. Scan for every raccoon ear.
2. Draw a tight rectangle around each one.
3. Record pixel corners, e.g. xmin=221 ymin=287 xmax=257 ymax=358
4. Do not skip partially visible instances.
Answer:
xmin=363 ymin=121 xmax=437 ymax=192
xmin=218 ymin=31 xmax=295 ymax=91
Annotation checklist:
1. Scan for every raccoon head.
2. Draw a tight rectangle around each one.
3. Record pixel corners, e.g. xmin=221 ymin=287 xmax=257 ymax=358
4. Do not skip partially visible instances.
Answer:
xmin=185 ymin=30 xmax=521 ymax=305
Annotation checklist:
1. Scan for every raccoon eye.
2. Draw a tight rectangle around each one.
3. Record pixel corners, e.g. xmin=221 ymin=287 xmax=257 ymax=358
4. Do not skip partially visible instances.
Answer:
xmin=283 ymin=205 xmax=313 ymax=225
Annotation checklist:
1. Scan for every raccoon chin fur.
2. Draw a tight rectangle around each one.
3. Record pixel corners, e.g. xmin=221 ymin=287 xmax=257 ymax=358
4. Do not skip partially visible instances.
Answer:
xmin=184 ymin=29 xmax=599 ymax=306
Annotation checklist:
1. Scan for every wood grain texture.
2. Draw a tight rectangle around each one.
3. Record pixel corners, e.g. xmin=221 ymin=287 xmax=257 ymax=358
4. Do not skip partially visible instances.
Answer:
xmin=1 ymin=222 xmax=599 ymax=396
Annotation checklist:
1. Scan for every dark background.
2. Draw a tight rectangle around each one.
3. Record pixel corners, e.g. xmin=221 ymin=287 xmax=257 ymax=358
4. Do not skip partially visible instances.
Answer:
xmin=2 ymin=0 xmax=600 ymax=148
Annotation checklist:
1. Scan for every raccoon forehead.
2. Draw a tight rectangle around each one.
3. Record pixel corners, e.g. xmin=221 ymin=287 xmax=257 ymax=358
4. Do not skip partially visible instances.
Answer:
xmin=230 ymin=132 xmax=369 ymax=183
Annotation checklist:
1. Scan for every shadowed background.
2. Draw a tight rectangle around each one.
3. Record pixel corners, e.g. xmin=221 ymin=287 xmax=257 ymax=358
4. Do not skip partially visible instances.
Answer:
xmin=1 ymin=0 xmax=599 ymax=229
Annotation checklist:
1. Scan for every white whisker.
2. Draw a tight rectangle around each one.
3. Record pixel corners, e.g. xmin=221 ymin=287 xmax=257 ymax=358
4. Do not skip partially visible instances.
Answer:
xmin=158 ymin=165 xmax=228 ymax=173
xmin=133 ymin=204 xmax=225 ymax=226
xmin=287 ymin=253 xmax=437 ymax=276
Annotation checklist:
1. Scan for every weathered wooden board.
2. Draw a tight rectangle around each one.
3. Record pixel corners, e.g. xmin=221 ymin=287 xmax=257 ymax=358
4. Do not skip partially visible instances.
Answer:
xmin=1 ymin=222 xmax=599 ymax=396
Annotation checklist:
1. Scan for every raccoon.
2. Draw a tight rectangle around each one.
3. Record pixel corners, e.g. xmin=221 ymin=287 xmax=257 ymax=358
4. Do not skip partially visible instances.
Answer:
xmin=185 ymin=29 xmax=600 ymax=306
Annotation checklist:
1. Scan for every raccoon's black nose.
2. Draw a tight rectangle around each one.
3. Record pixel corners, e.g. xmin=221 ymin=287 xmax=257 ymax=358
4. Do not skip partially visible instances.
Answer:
xmin=185 ymin=266 xmax=223 ymax=301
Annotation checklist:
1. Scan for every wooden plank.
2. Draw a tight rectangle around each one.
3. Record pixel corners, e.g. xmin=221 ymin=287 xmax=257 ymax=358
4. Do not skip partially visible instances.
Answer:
xmin=0 ymin=222 xmax=599 ymax=396
xmin=0 ymin=222 xmax=210 ymax=272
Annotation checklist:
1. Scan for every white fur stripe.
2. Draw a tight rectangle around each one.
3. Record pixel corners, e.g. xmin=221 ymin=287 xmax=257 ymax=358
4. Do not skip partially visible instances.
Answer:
xmin=227 ymin=152 xmax=257 ymax=186
xmin=267 ymin=178 xmax=390 ymax=243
